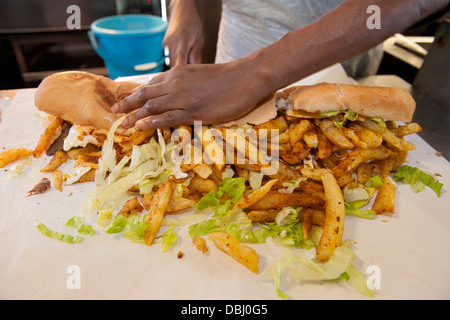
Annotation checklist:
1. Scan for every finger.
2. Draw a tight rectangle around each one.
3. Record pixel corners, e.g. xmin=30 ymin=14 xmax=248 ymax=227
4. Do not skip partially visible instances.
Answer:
xmin=135 ymin=109 xmax=194 ymax=131
xmin=189 ymin=47 xmax=202 ymax=64
xmin=120 ymin=95 xmax=175 ymax=128
xmin=112 ymin=82 xmax=169 ymax=114
xmin=171 ymin=46 xmax=190 ymax=67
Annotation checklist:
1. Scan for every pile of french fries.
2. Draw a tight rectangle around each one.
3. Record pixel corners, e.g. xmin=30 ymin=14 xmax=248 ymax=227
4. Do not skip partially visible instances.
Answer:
xmin=0 ymin=108 xmax=423 ymax=271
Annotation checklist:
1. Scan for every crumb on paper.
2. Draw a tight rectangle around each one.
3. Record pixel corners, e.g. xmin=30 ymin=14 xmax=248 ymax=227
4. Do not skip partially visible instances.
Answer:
xmin=192 ymin=236 xmax=208 ymax=255
xmin=27 ymin=178 xmax=51 ymax=196
xmin=177 ymin=251 xmax=184 ymax=259
xmin=436 ymin=151 xmax=442 ymax=157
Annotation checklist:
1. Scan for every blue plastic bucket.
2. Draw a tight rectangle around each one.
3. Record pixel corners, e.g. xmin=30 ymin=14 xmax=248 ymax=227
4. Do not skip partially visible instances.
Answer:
xmin=88 ymin=14 xmax=168 ymax=79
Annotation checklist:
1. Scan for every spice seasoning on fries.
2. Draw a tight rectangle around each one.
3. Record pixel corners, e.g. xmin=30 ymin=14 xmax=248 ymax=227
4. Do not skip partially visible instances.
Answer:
xmin=2 ymin=72 xmax=444 ymax=299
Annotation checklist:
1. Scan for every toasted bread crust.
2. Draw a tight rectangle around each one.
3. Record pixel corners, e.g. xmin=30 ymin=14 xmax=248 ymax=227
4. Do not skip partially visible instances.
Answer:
xmin=34 ymin=71 xmax=141 ymax=135
xmin=277 ymin=82 xmax=416 ymax=122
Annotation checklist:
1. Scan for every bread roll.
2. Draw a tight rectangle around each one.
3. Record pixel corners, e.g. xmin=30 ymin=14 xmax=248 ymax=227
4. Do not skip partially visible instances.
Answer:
xmin=34 ymin=71 xmax=141 ymax=135
xmin=278 ymin=82 xmax=416 ymax=122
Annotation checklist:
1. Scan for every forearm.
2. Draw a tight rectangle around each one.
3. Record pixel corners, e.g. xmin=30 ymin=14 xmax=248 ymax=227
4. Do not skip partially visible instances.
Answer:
xmin=239 ymin=0 xmax=449 ymax=96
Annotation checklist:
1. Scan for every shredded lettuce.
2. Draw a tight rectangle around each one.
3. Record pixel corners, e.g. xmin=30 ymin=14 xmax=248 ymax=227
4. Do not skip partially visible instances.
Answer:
xmin=273 ymin=241 xmax=375 ymax=299
xmin=393 ymin=165 xmax=443 ymax=197
xmin=34 ymin=220 xmax=83 ymax=244
xmin=336 ymin=110 xmax=359 ymax=127
xmin=370 ymin=117 xmax=387 ymax=130
xmin=364 ymin=175 xmax=384 ymax=188
xmin=81 ymin=118 xmax=185 ymax=216
xmin=7 ymin=156 xmax=32 ymax=181
xmin=346 ymin=265 xmax=376 ymax=298
xmin=343 ymin=185 xmax=376 ymax=219
xmin=65 ymin=216 xmax=95 ymax=236
xmin=278 ymin=177 xmax=306 ymax=194
xmin=188 ymin=209 xmax=253 ymax=240
xmin=103 ymin=213 xmax=148 ymax=244
xmin=161 ymin=223 xmax=177 ymax=252
xmin=248 ymin=171 xmax=263 ymax=190
xmin=345 ymin=202 xmax=376 ymax=219
xmin=317 ymin=110 xmax=341 ymax=118
xmin=194 ymin=177 xmax=247 ymax=216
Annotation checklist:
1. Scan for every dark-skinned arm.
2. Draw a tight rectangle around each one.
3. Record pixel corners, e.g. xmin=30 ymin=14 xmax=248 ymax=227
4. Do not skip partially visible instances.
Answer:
xmin=113 ymin=0 xmax=449 ymax=130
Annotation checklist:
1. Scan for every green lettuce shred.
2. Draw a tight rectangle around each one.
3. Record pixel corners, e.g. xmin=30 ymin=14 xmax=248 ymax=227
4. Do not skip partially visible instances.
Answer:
xmin=345 ymin=200 xmax=376 ymax=220
xmin=161 ymin=223 xmax=177 ymax=252
xmin=364 ymin=175 xmax=384 ymax=188
xmin=336 ymin=110 xmax=359 ymax=127
xmin=65 ymin=216 xmax=95 ymax=236
xmin=34 ymin=220 xmax=83 ymax=244
xmin=393 ymin=165 xmax=443 ymax=197
xmin=103 ymin=213 xmax=149 ymax=244
xmin=273 ymin=243 xmax=376 ymax=299
xmin=370 ymin=117 xmax=387 ymax=130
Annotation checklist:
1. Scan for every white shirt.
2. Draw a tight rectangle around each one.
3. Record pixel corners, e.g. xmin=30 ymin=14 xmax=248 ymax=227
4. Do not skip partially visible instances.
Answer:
xmin=215 ymin=0 xmax=383 ymax=78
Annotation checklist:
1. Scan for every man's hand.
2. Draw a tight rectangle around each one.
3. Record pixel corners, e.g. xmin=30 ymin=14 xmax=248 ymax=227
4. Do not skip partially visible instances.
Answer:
xmin=111 ymin=61 xmax=270 ymax=130
xmin=163 ymin=0 xmax=204 ymax=67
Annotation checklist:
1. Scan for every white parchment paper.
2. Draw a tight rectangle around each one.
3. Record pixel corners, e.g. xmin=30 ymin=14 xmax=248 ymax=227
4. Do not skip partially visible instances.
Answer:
xmin=1 ymin=66 xmax=450 ymax=300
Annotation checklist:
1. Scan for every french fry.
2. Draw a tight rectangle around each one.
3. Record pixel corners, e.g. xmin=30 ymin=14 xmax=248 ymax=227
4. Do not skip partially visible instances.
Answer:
xmin=144 ymin=179 xmax=173 ymax=246
xmin=302 ymin=208 xmax=314 ymax=239
xmin=142 ymin=191 xmax=155 ymax=210
xmin=372 ymin=176 xmax=396 ymax=215
xmin=76 ymin=168 xmax=96 ymax=183
xmin=116 ymin=130 xmax=154 ymax=151
xmin=249 ymin=191 xmax=325 ymax=210
xmin=66 ymin=144 xmax=101 ymax=160
xmin=193 ymin=163 xmax=213 ymax=179
xmin=166 ymin=196 xmax=196 ymax=213
xmin=33 ymin=116 xmax=64 ymax=157
xmin=192 ymin=236 xmax=208 ymax=254
xmin=359 ymin=118 xmax=403 ymax=150
xmin=356 ymin=163 xmax=374 ymax=184
xmin=316 ymin=119 xmax=354 ymax=149
xmin=208 ymin=232 xmax=259 ymax=273
xmin=195 ymin=126 xmax=226 ymax=171
xmin=52 ymin=169 xmax=63 ymax=192
xmin=246 ymin=210 xmax=279 ymax=223
xmin=253 ymin=116 xmax=288 ymax=138
xmin=118 ymin=197 xmax=144 ymax=216
xmin=0 ymin=147 xmax=33 ymax=168
xmin=341 ymin=126 xmax=368 ymax=149
xmin=316 ymin=129 xmax=333 ymax=159
xmin=302 ymin=131 xmax=319 ymax=149
xmin=392 ymin=122 xmax=422 ymax=137
xmin=289 ymin=120 xmax=311 ymax=145
xmin=300 ymin=168 xmax=332 ymax=181
xmin=189 ymin=176 xmax=219 ymax=194
xmin=315 ymin=172 xmax=346 ymax=262
xmin=40 ymin=150 xmax=68 ymax=172
xmin=234 ymin=179 xmax=278 ymax=210
xmin=298 ymin=208 xmax=325 ymax=227
xmin=348 ymin=122 xmax=383 ymax=149
xmin=332 ymin=146 xmax=390 ymax=178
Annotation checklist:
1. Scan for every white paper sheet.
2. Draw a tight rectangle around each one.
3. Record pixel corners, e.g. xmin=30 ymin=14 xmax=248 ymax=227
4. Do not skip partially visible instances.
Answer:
xmin=1 ymin=70 xmax=450 ymax=300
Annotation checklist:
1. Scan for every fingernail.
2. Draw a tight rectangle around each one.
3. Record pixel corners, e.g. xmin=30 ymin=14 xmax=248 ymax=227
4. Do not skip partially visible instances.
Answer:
xmin=121 ymin=117 xmax=129 ymax=127
xmin=111 ymin=103 xmax=119 ymax=113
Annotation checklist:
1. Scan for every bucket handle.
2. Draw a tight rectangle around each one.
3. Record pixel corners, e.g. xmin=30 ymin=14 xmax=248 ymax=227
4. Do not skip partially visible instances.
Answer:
xmin=88 ymin=31 xmax=163 ymax=72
